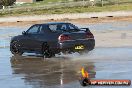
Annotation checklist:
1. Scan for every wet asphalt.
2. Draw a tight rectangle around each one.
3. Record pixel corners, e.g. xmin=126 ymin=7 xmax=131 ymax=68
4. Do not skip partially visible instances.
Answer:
xmin=0 ymin=22 xmax=132 ymax=88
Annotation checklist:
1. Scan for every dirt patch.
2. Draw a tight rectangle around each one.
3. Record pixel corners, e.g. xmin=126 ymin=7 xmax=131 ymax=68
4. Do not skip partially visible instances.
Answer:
xmin=1 ymin=16 xmax=132 ymax=27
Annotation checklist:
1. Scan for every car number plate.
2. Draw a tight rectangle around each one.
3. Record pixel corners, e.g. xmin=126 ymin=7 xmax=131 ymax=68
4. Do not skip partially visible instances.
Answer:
xmin=75 ymin=45 xmax=84 ymax=50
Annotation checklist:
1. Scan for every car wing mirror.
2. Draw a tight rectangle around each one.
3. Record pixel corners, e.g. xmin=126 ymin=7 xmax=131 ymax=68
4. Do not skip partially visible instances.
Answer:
xmin=22 ymin=31 xmax=27 ymax=35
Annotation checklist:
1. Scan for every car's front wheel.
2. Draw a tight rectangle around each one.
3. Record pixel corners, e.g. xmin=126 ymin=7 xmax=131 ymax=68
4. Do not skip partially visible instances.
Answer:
xmin=10 ymin=41 xmax=23 ymax=56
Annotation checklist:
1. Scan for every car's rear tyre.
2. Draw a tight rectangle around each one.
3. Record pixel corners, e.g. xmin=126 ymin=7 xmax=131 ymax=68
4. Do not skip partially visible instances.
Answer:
xmin=78 ymin=50 xmax=89 ymax=55
xmin=10 ymin=41 xmax=23 ymax=56
xmin=42 ymin=43 xmax=55 ymax=58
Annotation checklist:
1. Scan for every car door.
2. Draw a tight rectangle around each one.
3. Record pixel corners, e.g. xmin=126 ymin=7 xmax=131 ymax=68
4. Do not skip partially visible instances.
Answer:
xmin=45 ymin=24 xmax=63 ymax=49
xmin=22 ymin=24 xmax=41 ymax=51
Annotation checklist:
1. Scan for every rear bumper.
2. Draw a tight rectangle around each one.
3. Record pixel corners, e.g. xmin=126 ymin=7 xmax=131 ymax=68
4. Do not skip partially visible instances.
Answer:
xmin=59 ymin=39 xmax=95 ymax=52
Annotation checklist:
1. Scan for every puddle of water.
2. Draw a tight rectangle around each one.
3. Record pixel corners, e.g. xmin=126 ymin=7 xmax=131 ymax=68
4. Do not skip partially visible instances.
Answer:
xmin=0 ymin=22 xmax=132 ymax=88
xmin=0 ymin=21 xmax=132 ymax=48
xmin=0 ymin=47 xmax=132 ymax=88
xmin=0 ymin=27 xmax=27 ymax=48
xmin=77 ymin=21 xmax=132 ymax=31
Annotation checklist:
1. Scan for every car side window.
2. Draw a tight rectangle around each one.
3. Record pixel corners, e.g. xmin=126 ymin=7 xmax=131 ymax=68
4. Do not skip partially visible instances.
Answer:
xmin=69 ymin=25 xmax=75 ymax=30
xmin=49 ymin=25 xmax=57 ymax=32
xmin=60 ymin=24 xmax=67 ymax=30
xmin=39 ymin=25 xmax=44 ymax=33
xmin=27 ymin=25 xmax=40 ymax=34
xmin=54 ymin=24 xmax=68 ymax=32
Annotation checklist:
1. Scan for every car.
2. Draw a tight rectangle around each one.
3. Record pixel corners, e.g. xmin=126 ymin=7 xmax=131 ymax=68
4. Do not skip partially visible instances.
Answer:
xmin=10 ymin=22 xmax=95 ymax=58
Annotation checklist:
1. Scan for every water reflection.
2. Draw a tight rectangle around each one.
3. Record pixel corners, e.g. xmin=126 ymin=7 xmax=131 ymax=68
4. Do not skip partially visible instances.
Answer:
xmin=10 ymin=56 xmax=96 ymax=87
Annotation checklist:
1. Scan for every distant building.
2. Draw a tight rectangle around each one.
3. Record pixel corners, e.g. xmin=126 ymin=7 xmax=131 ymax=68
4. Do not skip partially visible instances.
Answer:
xmin=16 ymin=0 xmax=36 ymax=4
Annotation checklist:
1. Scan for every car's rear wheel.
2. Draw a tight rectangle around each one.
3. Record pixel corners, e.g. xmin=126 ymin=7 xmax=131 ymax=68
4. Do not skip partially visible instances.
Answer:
xmin=42 ymin=43 xmax=55 ymax=58
xmin=78 ymin=50 xmax=89 ymax=55
xmin=10 ymin=41 xmax=23 ymax=56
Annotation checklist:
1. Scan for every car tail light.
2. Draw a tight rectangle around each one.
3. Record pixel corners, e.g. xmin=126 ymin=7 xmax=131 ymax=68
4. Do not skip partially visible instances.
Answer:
xmin=58 ymin=34 xmax=71 ymax=42
xmin=86 ymin=32 xmax=94 ymax=39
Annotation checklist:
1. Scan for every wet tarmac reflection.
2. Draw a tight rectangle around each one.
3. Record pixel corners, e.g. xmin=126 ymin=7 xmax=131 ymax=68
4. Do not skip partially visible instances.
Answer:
xmin=10 ymin=55 xmax=96 ymax=87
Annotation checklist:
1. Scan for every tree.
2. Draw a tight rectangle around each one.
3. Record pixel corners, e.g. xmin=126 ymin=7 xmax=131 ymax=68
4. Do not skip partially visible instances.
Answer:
xmin=0 ymin=0 xmax=16 ymax=6
xmin=101 ymin=0 xmax=104 ymax=7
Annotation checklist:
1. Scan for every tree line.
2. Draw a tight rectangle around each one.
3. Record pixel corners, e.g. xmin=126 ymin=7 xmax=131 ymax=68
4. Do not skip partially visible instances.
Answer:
xmin=0 ymin=0 xmax=16 ymax=6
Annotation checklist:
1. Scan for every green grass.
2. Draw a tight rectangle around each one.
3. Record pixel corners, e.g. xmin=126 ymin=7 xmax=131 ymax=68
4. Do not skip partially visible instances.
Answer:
xmin=14 ymin=0 xmax=132 ymax=8
xmin=14 ymin=0 xmax=69 ymax=7
xmin=1 ymin=3 xmax=132 ymax=17
xmin=13 ymin=0 xmax=132 ymax=7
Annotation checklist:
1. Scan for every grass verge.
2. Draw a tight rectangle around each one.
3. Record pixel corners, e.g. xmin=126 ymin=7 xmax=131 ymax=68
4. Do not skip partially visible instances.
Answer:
xmin=0 ymin=3 xmax=132 ymax=17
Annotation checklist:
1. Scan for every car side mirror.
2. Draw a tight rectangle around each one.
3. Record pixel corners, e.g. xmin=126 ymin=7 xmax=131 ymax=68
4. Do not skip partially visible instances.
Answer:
xmin=22 ymin=31 xmax=27 ymax=35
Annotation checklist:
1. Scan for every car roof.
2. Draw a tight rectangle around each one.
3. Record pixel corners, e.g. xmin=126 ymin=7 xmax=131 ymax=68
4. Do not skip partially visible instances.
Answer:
xmin=46 ymin=22 xmax=70 ymax=24
xmin=36 ymin=22 xmax=71 ymax=25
